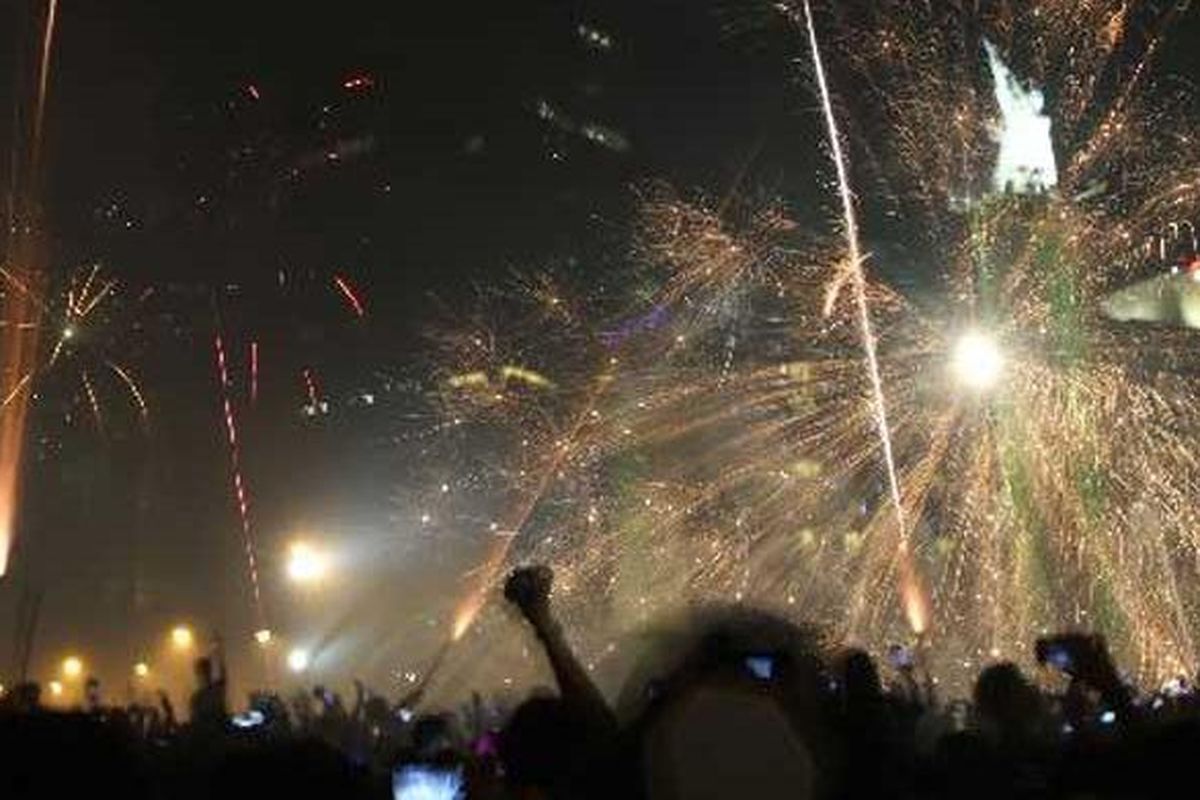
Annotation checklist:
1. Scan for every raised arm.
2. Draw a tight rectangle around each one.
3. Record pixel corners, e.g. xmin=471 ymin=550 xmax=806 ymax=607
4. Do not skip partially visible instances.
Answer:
xmin=504 ymin=566 xmax=615 ymax=735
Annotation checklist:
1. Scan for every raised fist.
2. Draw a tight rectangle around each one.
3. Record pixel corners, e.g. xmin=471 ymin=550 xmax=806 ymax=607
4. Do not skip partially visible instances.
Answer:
xmin=504 ymin=564 xmax=553 ymax=615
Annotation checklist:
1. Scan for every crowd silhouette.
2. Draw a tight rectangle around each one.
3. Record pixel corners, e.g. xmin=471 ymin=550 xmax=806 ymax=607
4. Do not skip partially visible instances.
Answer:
xmin=2 ymin=565 xmax=1198 ymax=798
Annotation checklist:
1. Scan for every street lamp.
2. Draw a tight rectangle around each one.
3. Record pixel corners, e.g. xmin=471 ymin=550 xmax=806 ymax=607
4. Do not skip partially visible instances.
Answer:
xmin=287 ymin=648 xmax=310 ymax=673
xmin=170 ymin=625 xmax=194 ymax=651
xmin=286 ymin=541 xmax=328 ymax=584
xmin=61 ymin=656 xmax=84 ymax=680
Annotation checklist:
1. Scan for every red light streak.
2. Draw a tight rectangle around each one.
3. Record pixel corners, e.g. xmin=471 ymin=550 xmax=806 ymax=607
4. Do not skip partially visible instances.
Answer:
xmin=214 ymin=333 xmax=266 ymax=629
xmin=249 ymin=341 xmax=259 ymax=406
xmin=333 ymin=274 xmax=366 ymax=317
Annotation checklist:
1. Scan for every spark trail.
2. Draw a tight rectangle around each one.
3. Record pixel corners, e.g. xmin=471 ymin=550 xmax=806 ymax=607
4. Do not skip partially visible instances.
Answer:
xmin=795 ymin=0 xmax=928 ymax=634
xmin=334 ymin=274 xmax=366 ymax=318
xmin=214 ymin=333 xmax=266 ymax=631
xmin=0 ymin=0 xmax=60 ymax=574
xmin=450 ymin=369 xmax=611 ymax=641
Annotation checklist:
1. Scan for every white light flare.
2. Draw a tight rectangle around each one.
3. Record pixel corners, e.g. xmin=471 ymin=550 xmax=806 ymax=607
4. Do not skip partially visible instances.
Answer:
xmin=952 ymin=331 xmax=1005 ymax=391
xmin=287 ymin=648 xmax=310 ymax=673
xmin=286 ymin=541 xmax=329 ymax=584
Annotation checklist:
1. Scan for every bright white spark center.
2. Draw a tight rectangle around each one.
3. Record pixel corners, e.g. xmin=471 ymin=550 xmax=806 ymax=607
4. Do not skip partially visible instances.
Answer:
xmin=984 ymin=39 xmax=1058 ymax=194
xmin=286 ymin=542 xmax=327 ymax=583
xmin=287 ymin=648 xmax=310 ymax=673
xmin=952 ymin=331 xmax=1004 ymax=390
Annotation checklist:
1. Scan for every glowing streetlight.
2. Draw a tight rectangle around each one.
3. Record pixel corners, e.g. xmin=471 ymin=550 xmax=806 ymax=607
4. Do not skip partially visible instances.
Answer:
xmin=951 ymin=330 xmax=1004 ymax=390
xmin=61 ymin=656 xmax=83 ymax=680
xmin=286 ymin=541 xmax=328 ymax=584
xmin=48 ymin=680 xmax=64 ymax=697
xmin=171 ymin=625 xmax=195 ymax=651
xmin=254 ymin=628 xmax=273 ymax=646
xmin=287 ymin=648 xmax=310 ymax=673
xmin=133 ymin=662 xmax=150 ymax=679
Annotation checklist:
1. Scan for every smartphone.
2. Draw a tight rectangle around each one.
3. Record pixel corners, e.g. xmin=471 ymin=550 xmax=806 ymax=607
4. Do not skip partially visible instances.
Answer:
xmin=392 ymin=765 xmax=464 ymax=800
xmin=1044 ymin=645 xmax=1073 ymax=671
xmin=744 ymin=654 xmax=775 ymax=681
xmin=231 ymin=709 xmax=265 ymax=729
xmin=887 ymin=644 xmax=914 ymax=670
xmin=1035 ymin=638 xmax=1075 ymax=672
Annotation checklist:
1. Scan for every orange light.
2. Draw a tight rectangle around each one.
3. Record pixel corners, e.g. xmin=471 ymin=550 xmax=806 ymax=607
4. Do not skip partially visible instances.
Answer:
xmin=61 ymin=656 xmax=83 ymax=679
xmin=171 ymin=625 xmax=194 ymax=650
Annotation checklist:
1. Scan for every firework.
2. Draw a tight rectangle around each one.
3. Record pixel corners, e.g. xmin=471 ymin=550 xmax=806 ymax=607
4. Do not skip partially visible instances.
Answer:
xmin=214 ymin=332 xmax=267 ymax=631
xmin=0 ymin=263 xmax=150 ymax=429
xmin=333 ymin=274 xmax=367 ymax=318
xmin=425 ymin=1 xmax=1200 ymax=698
xmin=0 ymin=0 xmax=60 ymax=575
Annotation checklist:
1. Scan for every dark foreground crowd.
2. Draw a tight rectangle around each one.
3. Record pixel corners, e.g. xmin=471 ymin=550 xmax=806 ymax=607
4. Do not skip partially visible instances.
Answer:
xmin=2 ymin=567 xmax=1199 ymax=799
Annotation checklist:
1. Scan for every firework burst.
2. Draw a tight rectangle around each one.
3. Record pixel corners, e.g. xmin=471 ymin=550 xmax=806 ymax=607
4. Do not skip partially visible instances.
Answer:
xmin=431 ymin=0 xmax=1200 ymax=695
xmin=0 ymin=263 xmax=149 ymax=432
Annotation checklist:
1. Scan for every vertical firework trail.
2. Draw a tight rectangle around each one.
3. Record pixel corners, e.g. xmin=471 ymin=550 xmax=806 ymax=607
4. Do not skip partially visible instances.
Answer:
xmin=796 ymin=0 xmax=928 ymax=634
xmin=249 ymin=341 xmax=259 ymax=407
xmin=31 ymin=0 xmax=57 ymax=173
xmin=214 ymin=333 xmax=267 ymax=631
xmin=0 ymin=0 xmax=60 ymax=575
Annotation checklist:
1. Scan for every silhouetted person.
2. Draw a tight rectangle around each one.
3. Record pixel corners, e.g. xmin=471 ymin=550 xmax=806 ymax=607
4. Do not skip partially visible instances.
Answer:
xmin=627 ymin=610 xmax=829 ymax=800
xmin=502 ymin=565 xmax=618 ymax=798
xmin=504 ymin=565 xmax=615 ymax=736
xmin=85 ymin=676 xmax=102 ymax=713
xmin=974 ymin=662 xmax=1050 ymax=749
xmin=189 ymin=638 xmax=228 ymax=740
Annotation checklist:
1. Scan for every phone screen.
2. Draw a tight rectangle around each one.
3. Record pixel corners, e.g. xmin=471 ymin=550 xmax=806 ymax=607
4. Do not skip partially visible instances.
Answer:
xmin=230 ymin=710 xmax=265 ymax=729
xmin=744 ymin=655 xmax=775 ymax=681
xmin=1045 ymin=645 xmax=1073 ymax=671
xmin=887 ymin=645 xmax=913 ymax=669
xmin=392 ymin=765 xmax=464 ymax=800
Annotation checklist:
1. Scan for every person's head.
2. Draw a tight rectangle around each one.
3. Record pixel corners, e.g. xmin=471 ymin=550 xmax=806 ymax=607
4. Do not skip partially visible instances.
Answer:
xmin=836 ymin=648 xmax=882 ymax=703
xmin=640 ymin=683 xmax=817 ymax=800
xmin=412 ymin=713 xmax=458 ymax=758
xmin=499 ymin=695 xmax=581 ymax=794
xmin=973 ymin=662 xmax=1044 ymax=742
xmin=619 ymin=607 xmax=832 ymax=800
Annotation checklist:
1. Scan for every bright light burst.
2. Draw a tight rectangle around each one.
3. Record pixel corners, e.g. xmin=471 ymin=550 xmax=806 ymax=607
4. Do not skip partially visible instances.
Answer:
xmin=952 ymin=331 xmax=1004 ymax=391
xmin=170 ymin=625 xmax=194 ymax=651
xmin=286 ymin=541 xmax=329 ymax=584
xmin=429 ymin=0 xmax=1200 ymax=694
xmin=287 ymin=647 xmax=311 ymax=673
xmin=61 ymin=655 xmax=83 ymax=679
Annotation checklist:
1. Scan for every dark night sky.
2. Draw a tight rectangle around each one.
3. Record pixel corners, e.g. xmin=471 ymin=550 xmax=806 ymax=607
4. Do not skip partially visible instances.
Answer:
xmin=0 ymin=0 xmax=1197 ymax=699
xmin=0 ymin=0 xmax=822 ymax=697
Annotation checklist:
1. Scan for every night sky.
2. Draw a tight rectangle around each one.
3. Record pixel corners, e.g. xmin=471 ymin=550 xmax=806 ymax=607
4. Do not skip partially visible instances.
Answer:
xmin=1 ymin=0 xmax=1198 ymax=701
xmin=0 ymin=0 xmax=822 ymax=699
